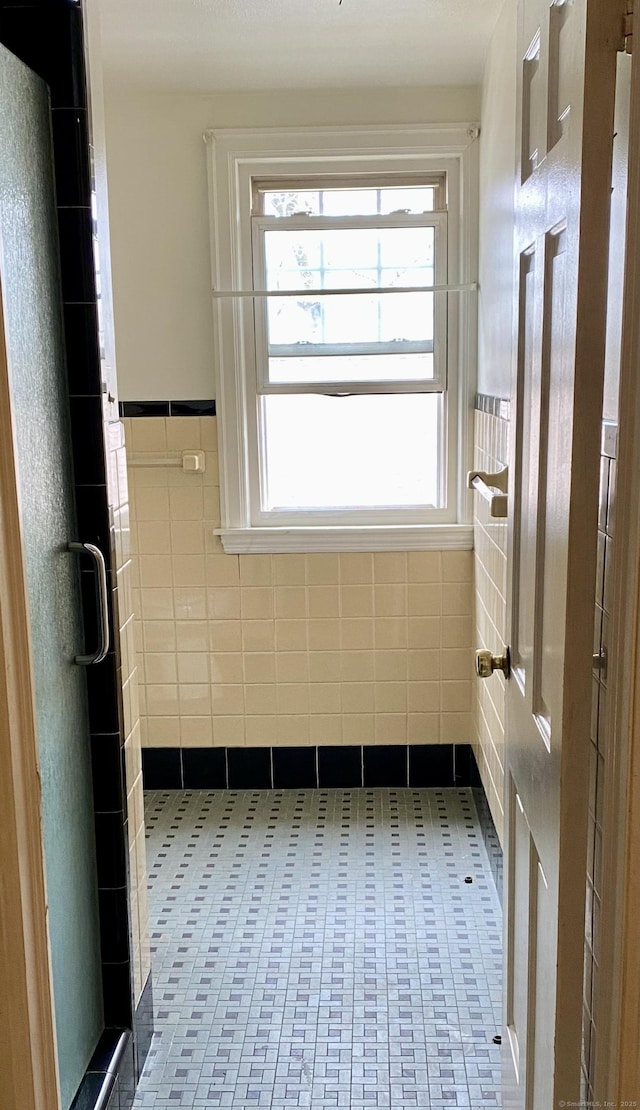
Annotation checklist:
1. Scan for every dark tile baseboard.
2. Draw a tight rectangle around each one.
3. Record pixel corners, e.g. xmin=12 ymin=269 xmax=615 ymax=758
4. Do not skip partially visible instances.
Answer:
xmin=472 ymin=786 xmax=503 ymax=903
xmin=142 ymin=744 xmax=483 ymax=791
xmin=119 ymin=399 xmax=215 ymax=418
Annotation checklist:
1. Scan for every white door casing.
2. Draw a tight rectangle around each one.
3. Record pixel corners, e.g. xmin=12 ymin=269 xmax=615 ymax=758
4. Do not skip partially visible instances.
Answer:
xmin=503 ymin=0 xmax=621 ymax=1105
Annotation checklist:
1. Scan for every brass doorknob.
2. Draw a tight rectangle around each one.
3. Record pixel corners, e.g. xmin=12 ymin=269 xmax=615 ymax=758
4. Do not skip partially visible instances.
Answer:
xmin=476 ymin=647 xmax=511 ymax=679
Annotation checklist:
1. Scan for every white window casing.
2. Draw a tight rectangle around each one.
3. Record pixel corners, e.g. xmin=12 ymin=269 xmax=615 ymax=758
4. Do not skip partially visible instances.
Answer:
xmin=205 ymin=124 xmax=479 ymax=553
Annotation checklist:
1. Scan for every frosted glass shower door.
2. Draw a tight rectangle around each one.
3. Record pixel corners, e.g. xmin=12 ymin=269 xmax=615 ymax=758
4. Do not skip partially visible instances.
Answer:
xmin=0 ymin=44 xmax=104 ymax=1110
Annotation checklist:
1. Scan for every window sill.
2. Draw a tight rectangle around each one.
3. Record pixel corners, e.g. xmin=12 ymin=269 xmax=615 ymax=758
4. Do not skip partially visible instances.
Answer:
xmin=215 ymin=524 xmax=473 ymax=554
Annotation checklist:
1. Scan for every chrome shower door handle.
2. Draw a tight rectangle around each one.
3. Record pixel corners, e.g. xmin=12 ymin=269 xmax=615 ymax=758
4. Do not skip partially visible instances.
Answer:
xmin=68 ymin=542 xmax=110 ymax=665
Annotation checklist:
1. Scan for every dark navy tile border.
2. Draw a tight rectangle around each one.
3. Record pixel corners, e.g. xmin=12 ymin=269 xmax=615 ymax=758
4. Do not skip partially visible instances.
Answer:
xmin=227 ymin=746 xmax=272 ymax=789
xmin=472 ymin=786 xmax=503 ymax=904
xmin=142 ymin=747 xmax=182 ymax=789
xmin=363 ymin=744 xmax=407 ymax=787
xmin=183 ymin=746 xmax=227 ymax=789
xmin=170 ymin=399 xmax=216 ymax=416
xmin=475 ymin=392 xmax=510 ymax=420
xmin=317 ymin=745 xmax=362 ymax=787
xmin=120 ymin=401 xmax=170 ymax=418
xmin=273 ymin=745 xmax=317 ymax=788
xmin=119 ymin=399 xmax=216 ymax=418
xmin=142 ymin=744 xmax=481 ymax=791
xmin=410 ymin=744 xmax=455 ymax=787
xmin=453 ymin=743 xmax=482 ymax=787
xmin=98 ymin=888 xmax=130 ymax=964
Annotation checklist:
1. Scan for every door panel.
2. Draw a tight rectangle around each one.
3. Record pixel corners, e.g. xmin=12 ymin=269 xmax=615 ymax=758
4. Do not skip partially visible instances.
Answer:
xmin=547 ymin=1 xmax=572 ymax=151
xmin=504 ymin=1 xmax=620 ymax=1106
xmin=507 ymin=783 xmax=557 ymax=1108
xmin=0 ymin=44 xmax=103 ymax=1110
xmin=513 ymin=247 xmax=538 ymax=679
xmin=530 ymin=857 xmax=554 ymax=1110
xmin=535 ymin=225 xmax=567 ymax=740
xmin=505 ymin=782 xmax=531 ymax=1086
xmin=522 ymin=34 xmax=544 ymax=180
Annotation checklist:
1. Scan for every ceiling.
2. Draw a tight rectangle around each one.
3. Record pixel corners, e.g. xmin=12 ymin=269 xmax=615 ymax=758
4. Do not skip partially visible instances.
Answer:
xmin=98 ymin=0 xmax=503 ymax=94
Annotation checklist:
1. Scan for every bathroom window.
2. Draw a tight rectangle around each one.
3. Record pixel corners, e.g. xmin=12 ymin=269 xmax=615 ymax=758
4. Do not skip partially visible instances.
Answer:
xmin=206 ymin=126 xmax=477 ymax=552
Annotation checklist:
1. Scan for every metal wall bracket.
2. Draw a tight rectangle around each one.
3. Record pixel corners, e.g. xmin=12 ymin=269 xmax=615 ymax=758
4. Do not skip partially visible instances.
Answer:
xmin=467 ymin=466 xmax=509 ymax=519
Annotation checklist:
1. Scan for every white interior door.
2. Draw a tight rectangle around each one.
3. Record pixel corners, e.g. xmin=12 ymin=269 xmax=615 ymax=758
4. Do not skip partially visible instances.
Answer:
xmin=503 ymin=1 xmax=621 ymax=1105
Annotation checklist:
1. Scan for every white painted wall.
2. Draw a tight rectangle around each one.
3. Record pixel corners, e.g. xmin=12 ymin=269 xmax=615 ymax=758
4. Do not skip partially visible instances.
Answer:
xmin=476 ymin=0 xmax=517 ymax=400
xmin=103 ymin=85 xmax=480 ymax=400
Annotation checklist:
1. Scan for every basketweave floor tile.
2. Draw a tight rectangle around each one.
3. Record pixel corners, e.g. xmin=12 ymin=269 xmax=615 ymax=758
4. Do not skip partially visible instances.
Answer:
xmin=133 ymin=788 xmax=502 ymax=1108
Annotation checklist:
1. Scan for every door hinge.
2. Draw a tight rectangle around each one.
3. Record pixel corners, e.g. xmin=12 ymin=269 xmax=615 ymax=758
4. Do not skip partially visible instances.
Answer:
xmin=620 ymin=1 xmax=633 ymax=53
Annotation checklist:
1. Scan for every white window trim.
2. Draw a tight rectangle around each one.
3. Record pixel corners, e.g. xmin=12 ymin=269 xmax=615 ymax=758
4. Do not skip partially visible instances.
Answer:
xmin=205 ymin=123 xmax=478 ymax=554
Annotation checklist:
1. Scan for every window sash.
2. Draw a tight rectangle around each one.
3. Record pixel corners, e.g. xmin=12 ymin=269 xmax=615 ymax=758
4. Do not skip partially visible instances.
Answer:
xmin=250 ymin=391 xmax=448 ymax=527
xmin=251 ymin=212 xmax=448 ymax=395
xmin=269 ymin=339 xmax=434 ymax=358
xmin=252 ymin=172 xmax=448 ymax=215
xmin=251 ymin=211 xmax=447 ymax=232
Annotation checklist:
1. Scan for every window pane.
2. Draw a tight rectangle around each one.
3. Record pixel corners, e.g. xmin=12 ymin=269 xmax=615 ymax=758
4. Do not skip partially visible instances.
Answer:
xmin=264 ymin=226 xmax=435 ymax=363
xmin=321 ymin=189 xmax=378 ymax=215
xmin=379 ymin=289 xmax=434 ymax=344
xmin=265 ymin=227 xmax=434 ymax=290
xmin=268 ymin=349 xmax=434 ymax=385
xmin=262 ymin=393 xmax=441 ymax=510
xmin=378 ymin=187 xmax=436 ymax=214
xmin=260 ymin=185 xmax=436 ymax=217
xmin=262 ymin=191 xmax=320 ymax=217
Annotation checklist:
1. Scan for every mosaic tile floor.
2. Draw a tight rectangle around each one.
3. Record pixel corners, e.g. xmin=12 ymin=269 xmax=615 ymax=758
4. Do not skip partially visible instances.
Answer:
xmin=134 ymin=788 xmax=502 ymax=1109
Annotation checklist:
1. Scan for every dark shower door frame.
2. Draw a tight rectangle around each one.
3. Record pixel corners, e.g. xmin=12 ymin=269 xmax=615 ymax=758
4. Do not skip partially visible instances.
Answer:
xmin=0 ymin=2 xmax=150 ymax=1107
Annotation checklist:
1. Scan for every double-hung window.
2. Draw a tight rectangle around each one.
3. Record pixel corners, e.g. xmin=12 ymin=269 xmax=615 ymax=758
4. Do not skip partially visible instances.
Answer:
xmin=206 ymin=126 xmax=476 ymax=552
xmin=252 ymin=177 xmax=447 ymax=520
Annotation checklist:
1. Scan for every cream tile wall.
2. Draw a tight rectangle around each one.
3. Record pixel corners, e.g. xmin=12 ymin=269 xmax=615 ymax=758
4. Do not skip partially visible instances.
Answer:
xmin=123 ymin=415 xmax=474 ymax=751
xmin=105 ymin=418 xmax=149 ymax=1005
xmin=472 ymin=407 xmax=509 ymax=845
